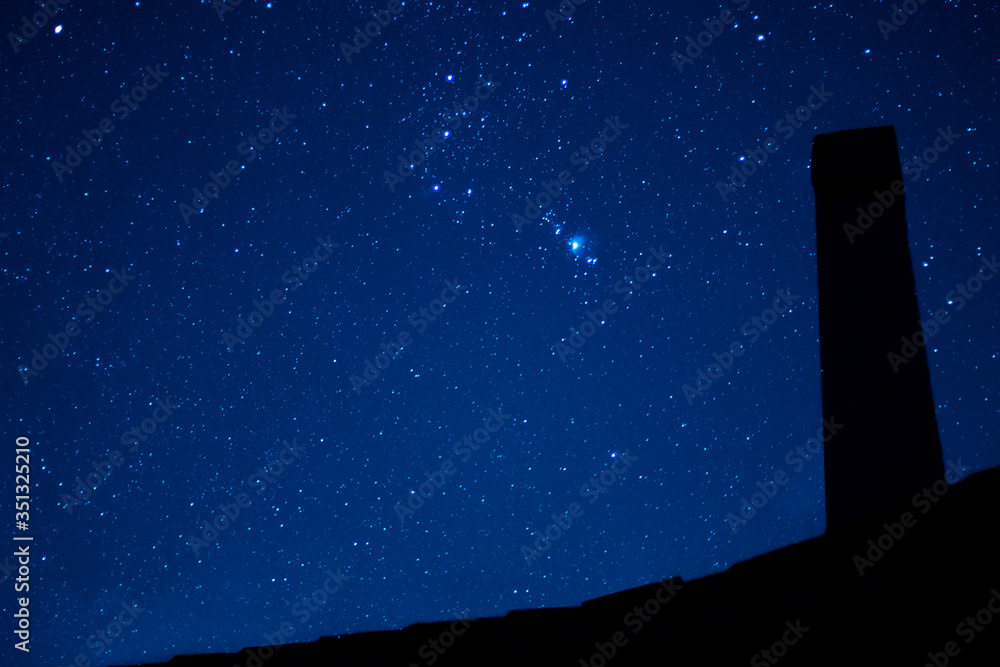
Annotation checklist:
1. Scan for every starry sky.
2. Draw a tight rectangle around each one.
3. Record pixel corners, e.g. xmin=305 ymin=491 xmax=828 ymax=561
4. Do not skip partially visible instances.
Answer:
xmin=1 ymin=1 xmax=998 ymax=666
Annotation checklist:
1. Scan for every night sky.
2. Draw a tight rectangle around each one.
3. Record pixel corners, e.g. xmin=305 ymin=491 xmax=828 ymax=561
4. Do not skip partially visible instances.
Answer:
xmin=2 ymin=1 xmax=998 ymax=666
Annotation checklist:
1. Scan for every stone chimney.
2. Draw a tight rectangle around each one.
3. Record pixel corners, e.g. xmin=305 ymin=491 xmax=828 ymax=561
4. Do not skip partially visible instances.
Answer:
xmin=811 ymin=125 xmax=945 ymax=531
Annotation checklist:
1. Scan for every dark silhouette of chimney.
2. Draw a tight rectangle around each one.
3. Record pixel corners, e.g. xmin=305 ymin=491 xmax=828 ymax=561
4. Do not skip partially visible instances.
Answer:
xmin=811 ymin=125 xmax=944 ymax=531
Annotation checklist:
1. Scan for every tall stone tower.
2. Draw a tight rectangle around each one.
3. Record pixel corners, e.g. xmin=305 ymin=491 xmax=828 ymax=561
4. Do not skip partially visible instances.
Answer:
xmin=811 ymin=125 xmax=945 ymax=531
